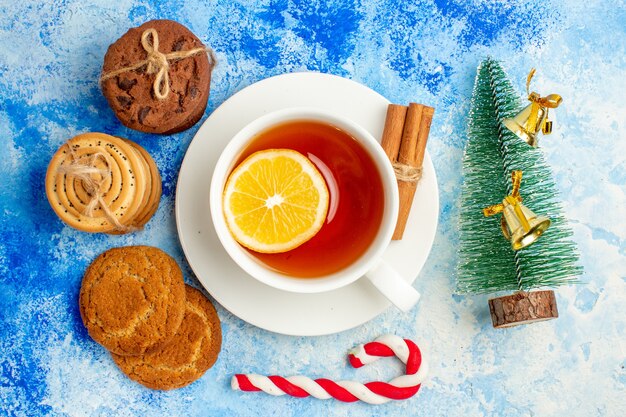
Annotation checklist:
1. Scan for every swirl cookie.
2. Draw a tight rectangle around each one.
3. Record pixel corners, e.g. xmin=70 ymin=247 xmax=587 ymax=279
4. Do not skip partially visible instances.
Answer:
xmin=100 ymin=19 xmax=215 ymax=134
xmin=79 ymin=246 xmax=186 ymax=356
xmin=125 ymin=139 xmax=162 ymax=229
xmin=45 ymin=133 xmax=161 ymax=233
xmin=112 ymin=285 xmax=222 ymax=390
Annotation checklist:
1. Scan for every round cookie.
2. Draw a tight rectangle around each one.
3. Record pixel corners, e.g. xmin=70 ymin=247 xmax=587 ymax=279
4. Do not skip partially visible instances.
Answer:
xmin=124 ymin=140 xmax=162 ymax=228
xmin=101 ymin=19 xmax=214 ymax=134
xmin=79 ymin=246 xmax=186 ymax=356
xmin=112 ymin=285 xmax=222 ymax=390
xmin=104 ymin=139 xmax=152 ymax=235
xmin=45 ymin=133 xmax=148 ymax=234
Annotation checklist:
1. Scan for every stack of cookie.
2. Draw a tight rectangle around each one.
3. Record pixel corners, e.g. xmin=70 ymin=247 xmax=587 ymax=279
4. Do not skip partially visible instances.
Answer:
xmin=45 ymin=132 xmax=161 ymax=233
xmin=80 ymin=246 xmax=222 ymax=390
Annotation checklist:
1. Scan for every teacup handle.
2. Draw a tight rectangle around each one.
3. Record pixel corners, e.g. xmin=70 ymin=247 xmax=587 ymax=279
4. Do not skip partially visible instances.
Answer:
xmin=365 ymin=260 xmax=421 ymax=312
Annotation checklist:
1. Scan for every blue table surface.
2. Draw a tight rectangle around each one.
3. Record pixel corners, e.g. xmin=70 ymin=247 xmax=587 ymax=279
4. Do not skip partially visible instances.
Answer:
xmin=1 ymin=1 xmax=625 ymax=416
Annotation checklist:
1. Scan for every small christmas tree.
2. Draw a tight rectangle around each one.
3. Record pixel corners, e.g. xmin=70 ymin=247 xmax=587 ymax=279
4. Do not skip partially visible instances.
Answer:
xmin=457 ymin=58 xmax=582 ymax=327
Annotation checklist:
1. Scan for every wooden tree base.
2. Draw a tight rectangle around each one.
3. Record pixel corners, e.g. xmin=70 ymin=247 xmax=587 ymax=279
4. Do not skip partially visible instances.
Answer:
xmin=488 ymin=290 xmax=558 ymax=328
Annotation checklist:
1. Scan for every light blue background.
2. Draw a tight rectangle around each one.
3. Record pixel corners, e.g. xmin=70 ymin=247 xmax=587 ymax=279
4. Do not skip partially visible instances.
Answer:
xmin=1 ymin=1 xmax=625 ymax=416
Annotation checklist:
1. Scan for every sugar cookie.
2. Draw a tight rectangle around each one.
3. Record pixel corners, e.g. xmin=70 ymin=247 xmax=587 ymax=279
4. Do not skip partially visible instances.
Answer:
xmin=79 ymin=246 xmax=186 ymax=356
xmin=112 ymin=285 xmax=222 ymax=390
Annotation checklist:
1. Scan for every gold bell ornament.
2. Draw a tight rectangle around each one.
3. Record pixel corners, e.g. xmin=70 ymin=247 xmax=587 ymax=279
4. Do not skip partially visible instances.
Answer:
xmin=483 ymin=171 xmax=551 ymax=250
xmin=503 ymin=69 xmax=562 ymax=147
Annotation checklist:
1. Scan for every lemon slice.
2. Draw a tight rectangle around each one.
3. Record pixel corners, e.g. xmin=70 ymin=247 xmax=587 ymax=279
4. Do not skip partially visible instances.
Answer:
xmin=223 ymin=149 xmax=329 ymax=253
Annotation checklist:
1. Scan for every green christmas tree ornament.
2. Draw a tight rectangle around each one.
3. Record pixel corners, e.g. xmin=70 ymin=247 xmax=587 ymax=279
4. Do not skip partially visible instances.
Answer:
xmin=457 ymin=58 xmax=582 ymax=328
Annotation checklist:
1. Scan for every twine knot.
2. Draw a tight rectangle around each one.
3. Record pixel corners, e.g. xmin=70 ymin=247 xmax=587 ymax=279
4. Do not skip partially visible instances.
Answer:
xmin=141 ymin=29 xmax=172 ymax=100
xmin=58 ymin=146 xmax=131 ymax=233
xmin=100 ymin=28 xmax=216 ymax=101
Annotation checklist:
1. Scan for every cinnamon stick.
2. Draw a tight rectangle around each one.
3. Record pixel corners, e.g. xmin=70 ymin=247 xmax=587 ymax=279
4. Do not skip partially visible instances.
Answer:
xmin=380 ymin=102 xmax=435 ymax=240
xmin=397 ymin=103 xmax=424 ymax=168
xmin=415 ymin=106 xmax=434 ymax=169
xmin=380 ymin=104 xmax=408 ymax=161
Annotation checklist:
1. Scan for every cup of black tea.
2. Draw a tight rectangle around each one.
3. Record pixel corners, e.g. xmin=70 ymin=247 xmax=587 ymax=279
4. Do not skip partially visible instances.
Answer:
xmin=210 ymin=108 xmax=420 ymax=311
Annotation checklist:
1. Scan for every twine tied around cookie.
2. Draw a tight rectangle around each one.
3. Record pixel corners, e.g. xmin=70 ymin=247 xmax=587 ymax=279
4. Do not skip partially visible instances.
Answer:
xmin=100 ymin=28 xmax=217 ymax=100
xmin=392 ymin=162 xmax=422 ymax=183
xmin=58 ymin=145 xmax=132 ymax=233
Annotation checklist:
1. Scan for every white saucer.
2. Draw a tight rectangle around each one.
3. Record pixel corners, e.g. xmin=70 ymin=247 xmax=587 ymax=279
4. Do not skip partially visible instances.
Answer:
xmin=175 ymin=72 xmax=439 ymax=336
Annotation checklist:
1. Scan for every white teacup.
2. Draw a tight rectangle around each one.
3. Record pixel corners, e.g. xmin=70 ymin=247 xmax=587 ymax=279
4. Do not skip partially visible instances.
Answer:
xmin=209 ymin=108 xmax=420 ymax=312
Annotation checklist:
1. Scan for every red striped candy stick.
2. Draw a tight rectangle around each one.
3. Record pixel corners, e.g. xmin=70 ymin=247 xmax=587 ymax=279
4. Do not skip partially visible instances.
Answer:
xmin=231 ymin=334 xmax=428 ymax=404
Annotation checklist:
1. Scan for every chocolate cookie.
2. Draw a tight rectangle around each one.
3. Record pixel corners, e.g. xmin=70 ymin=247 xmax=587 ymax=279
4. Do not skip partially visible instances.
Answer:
xmin=79 ymin=246 xmax=186 ymax=356
xmin=112 ymin=285 xmax=222 ymax=390
xmin=101 ymin=19 xmax=214 ymax=134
